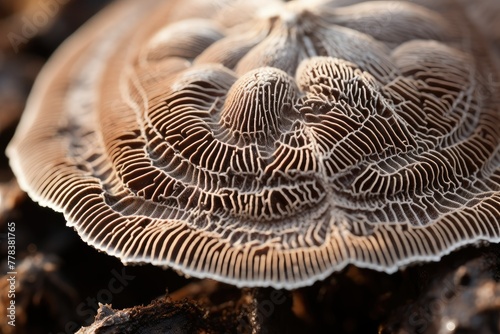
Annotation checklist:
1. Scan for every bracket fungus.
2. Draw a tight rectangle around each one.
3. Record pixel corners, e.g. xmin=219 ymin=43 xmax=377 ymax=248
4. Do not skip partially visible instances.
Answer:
xmin=6 ymin=0 xmax=500 ymax=289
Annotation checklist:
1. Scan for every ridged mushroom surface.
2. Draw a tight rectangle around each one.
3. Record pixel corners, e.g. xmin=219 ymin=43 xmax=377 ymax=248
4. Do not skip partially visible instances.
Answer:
xmin=7 ymin=0 xmax=500 ymax=289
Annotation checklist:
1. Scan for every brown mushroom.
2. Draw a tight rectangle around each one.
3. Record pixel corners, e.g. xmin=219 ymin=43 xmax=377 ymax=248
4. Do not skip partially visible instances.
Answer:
xmin=7 ymin=0 xmax=500 ymax=289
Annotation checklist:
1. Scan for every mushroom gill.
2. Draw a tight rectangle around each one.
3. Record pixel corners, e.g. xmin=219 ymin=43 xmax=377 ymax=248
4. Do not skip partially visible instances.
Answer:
xmin=7 ymin=0 xmax=500 ymax=289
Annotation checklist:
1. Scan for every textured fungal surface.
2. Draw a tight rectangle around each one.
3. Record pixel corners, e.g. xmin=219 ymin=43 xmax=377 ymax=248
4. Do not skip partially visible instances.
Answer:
xmin=7 ymin=0 xmax=500 ymax=289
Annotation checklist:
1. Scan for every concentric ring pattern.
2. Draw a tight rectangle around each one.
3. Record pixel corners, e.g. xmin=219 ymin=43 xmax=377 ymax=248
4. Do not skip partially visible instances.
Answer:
xmin=7 ymin=0 xmax=500 ymax=288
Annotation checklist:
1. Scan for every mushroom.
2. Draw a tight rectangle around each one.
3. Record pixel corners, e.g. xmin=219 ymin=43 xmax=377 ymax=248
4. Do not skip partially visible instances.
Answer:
xmin=7 ymin=0 xmax=500 ymax=289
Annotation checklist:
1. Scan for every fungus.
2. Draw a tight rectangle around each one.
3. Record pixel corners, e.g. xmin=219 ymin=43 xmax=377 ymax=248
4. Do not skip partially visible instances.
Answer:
xmin=7 ymin=0 xmax=500 ymax=289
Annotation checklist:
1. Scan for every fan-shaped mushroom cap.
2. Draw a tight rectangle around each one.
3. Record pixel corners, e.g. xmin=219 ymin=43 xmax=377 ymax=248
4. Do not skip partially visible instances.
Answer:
xmin=7 ymin=0 xmax=500 ymax=289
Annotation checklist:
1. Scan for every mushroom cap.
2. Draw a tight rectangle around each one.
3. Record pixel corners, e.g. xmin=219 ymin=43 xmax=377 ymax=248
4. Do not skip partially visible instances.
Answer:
xmin=7 ymin=0 xmax=500 ymax=289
